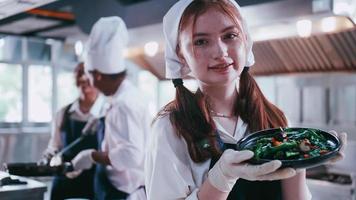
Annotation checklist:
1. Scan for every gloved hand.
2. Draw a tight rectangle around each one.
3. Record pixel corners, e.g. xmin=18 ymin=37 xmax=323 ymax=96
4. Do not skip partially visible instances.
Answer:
xmin=38 ymin=149 xmax=58 ymax=165
xmin=327 ymin=131 xmax=347 ymax=163
xmin=208 ymin=149 xmax=296 ymax=192
xmin=71 ymin=149 xmax=96 ymax=171
xmin=49 ymin=155 xmax=63 ymax=167
xmin=66 ymin=170 xmax=83 ymax=179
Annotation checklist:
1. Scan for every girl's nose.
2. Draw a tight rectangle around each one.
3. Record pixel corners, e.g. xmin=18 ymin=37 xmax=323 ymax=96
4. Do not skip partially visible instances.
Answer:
xmin=212 ymin=40 xmax=228 ymax=60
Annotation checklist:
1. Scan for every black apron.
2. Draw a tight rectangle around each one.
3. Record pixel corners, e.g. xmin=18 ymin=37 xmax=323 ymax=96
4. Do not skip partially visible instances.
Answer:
xmin=94 ymin=117 xmax=129 ymax=200
xmin=51 ymin=105 xmax=100 ymax=200
xmin=209 ymin=133 xmax=282 ymax=200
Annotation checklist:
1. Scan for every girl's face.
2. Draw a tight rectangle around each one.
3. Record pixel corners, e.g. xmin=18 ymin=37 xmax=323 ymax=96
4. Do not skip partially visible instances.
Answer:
xmin=78 ymin=74 xmax=97 ymax=98
xmin=179 ymin=8 xmax=247 ymax=86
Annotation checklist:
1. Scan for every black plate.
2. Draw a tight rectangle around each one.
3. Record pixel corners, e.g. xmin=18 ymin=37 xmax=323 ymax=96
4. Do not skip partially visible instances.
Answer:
xmin=237 ymin=127 xmax=341 ymax=169
xmin=3 ymin=162 xmax=73 ymax=177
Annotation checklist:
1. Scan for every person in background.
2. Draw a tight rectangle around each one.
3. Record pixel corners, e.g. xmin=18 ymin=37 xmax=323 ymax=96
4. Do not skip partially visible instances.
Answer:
xmin=69 ymin=16 xmax=148 ymax=200
xmin=41 ymin=62 xmax=107 ymax=200
xmin=145 ymin=0 xmax=347 ymax=200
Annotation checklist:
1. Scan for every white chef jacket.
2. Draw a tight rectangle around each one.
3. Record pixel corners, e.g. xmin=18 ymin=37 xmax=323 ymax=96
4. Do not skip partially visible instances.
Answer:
xmin=101 ymin=79 xmax=149 ymax=200
xmin=145 ymin=115 xmax=311 ymax=200
xmin=45 ymin=94 xmax=108 ymax=154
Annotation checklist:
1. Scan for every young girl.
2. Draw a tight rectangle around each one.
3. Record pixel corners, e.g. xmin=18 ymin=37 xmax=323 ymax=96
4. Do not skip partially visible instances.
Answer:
xmin=145 ymin=0 xmax=347 ymax=200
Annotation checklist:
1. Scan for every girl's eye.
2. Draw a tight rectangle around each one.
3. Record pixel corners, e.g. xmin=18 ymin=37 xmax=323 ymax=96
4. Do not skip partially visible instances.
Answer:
xmin=224 ymin=33 xmax=239 ymax=40
xmin=193 ymin=39 xmax=208 ymax=46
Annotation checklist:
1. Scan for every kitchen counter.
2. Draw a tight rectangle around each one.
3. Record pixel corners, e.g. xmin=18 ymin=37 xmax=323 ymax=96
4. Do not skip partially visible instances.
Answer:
xmin=306 ymin=165 xmax=355 ymax=200
xmin=307 ymin=177 xmax=355 ymax=200
xmin=0 ymin=171 xmax=47 ymax=200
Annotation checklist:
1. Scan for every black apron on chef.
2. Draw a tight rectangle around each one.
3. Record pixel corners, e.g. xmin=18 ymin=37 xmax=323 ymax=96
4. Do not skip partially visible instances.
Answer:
xmin=209 ymin=133 xmax=282 ymax=200
xmin=94 ymin=117 xmax=129 ymax=200
xmin=51 ymin=104 xmax=101 ymax=200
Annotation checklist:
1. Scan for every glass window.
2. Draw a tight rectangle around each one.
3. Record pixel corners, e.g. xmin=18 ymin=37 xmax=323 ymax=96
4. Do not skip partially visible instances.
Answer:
xmin=0 ymin=63 xmax=22 ymax=122
xmin=28 ymin=65 xmax=52 ymax=122
xmin=137 ymin=70 xmax=158 ymax=116
xmin=59 ymin=43 xmax=77 ymax=63
xmin=27 ymin=39 xmax=51 ymax=62
xmin=57 ymin=69 xmax=78 ymax=110
xmin=0 ymin=36 xmax=22 ymax=61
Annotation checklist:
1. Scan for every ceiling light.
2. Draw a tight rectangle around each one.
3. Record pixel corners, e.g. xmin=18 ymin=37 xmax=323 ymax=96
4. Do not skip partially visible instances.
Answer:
xmin=144 ymin=41 xmax=159 ymax=57
xmin=296 ymin=19 xmax=312 ymax=37
xmin=321 ymin=17 xmax=337 ymax=32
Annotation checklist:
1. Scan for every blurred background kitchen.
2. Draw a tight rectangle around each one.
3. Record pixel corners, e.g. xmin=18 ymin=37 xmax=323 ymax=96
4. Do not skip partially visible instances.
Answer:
xmin=0 ymin=0 xmax=355 ymax=199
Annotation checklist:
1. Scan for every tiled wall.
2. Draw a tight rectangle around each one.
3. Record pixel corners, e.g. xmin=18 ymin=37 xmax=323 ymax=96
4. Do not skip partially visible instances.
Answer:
xmin=256 ymin=72 xmax=356 ymax=140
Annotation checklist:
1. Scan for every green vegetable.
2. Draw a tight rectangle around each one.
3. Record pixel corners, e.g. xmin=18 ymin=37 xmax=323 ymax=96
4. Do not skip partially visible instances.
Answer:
xmin=249 ymin=128 xmax=333 ymax=160
xmin=285 ymin=151 xmax=300 ymax=158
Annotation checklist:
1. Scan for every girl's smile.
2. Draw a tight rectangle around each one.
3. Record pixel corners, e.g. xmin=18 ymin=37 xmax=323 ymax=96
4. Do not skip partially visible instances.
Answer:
xmin=208 ymin=62 xmax=235 ymax=74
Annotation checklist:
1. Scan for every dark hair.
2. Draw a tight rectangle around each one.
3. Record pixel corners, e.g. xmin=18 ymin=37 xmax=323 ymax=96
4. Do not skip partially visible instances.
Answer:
xmin=157 ymin=0 xmax=287 ymax=163
xmin=74 ymin=62 xmax=85 ymax=87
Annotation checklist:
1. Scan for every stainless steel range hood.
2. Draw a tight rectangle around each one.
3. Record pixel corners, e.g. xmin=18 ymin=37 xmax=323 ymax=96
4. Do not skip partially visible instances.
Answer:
xmin=243 ymin=0 xmax=355 ymax=41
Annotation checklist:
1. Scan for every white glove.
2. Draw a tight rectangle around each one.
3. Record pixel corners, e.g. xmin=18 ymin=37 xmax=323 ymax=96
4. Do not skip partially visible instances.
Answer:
xmin=49 ymin=155 xmax=63 ymax=167
xmin=66 ymin=170 xmax=83 ymax=179
xmin=327 ymin=131 xmax=347 ymax=163
xmin=38 ymin=149 xmax=58 ymax=165
xmin=71 ymin=149 xmax=96 ymax=171
xmin=208 ymin=149 xmax=296 ymax=192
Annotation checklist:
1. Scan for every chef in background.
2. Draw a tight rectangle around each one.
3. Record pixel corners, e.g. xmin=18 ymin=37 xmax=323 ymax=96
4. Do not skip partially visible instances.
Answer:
xmin=41 ymin=62 xmax=108 ymax=200
xmin=69 ymin=16 xmax=149 ymax=200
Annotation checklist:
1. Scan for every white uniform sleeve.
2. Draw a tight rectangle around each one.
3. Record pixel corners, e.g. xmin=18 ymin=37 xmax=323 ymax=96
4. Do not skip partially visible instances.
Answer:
xmin=45 ymin=109 xmax=65 ymax=154
xmin=106 ymin=102 xmax=146 ymax=172
xmin=145 ymin=116 xmax=199 ymax=200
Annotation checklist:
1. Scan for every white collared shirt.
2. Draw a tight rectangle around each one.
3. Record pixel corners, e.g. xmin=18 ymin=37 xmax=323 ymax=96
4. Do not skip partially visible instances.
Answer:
xmin=101 ymin=79 xmax=150 ymax=199
xmin=145 ymin=115 xmax=248 ymax=200
xmin=46 ymin=94 xmax=108 ymax=153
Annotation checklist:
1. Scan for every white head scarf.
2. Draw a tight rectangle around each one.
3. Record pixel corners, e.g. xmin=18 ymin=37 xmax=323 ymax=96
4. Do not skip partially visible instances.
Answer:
xmin=163 ymin=0 xmax=254 ymax=79
xmin=85 ymin=16 xmax=129 ymax=74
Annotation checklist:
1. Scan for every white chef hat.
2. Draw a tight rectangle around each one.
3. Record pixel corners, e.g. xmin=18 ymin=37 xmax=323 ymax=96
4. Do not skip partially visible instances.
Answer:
xmin=85 ymin=16 xmax=129 ymax=74
xmin=163 ymin=0 xmax=255 ymax=79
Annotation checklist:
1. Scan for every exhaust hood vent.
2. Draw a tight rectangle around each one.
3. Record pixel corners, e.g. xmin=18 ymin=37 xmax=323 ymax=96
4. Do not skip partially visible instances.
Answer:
xmin=250 ymin=28 xmax=356 ymax=75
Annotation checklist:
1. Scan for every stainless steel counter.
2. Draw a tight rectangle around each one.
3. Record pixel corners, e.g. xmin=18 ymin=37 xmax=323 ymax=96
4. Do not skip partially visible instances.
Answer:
xmin=0 ymin=171 xmax=47 ymax=200
xmin=307 ymin=177 xmax=355 ymax=200
xmin=306 ymin=165 xmax=355 ymax=200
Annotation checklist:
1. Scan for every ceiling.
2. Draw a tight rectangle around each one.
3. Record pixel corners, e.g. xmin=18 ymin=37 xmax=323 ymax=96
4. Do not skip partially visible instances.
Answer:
xmin=0 ymin=0 xmax=355 ymax=79
xmin=0 ymin=0 xmax=282 ymax=37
